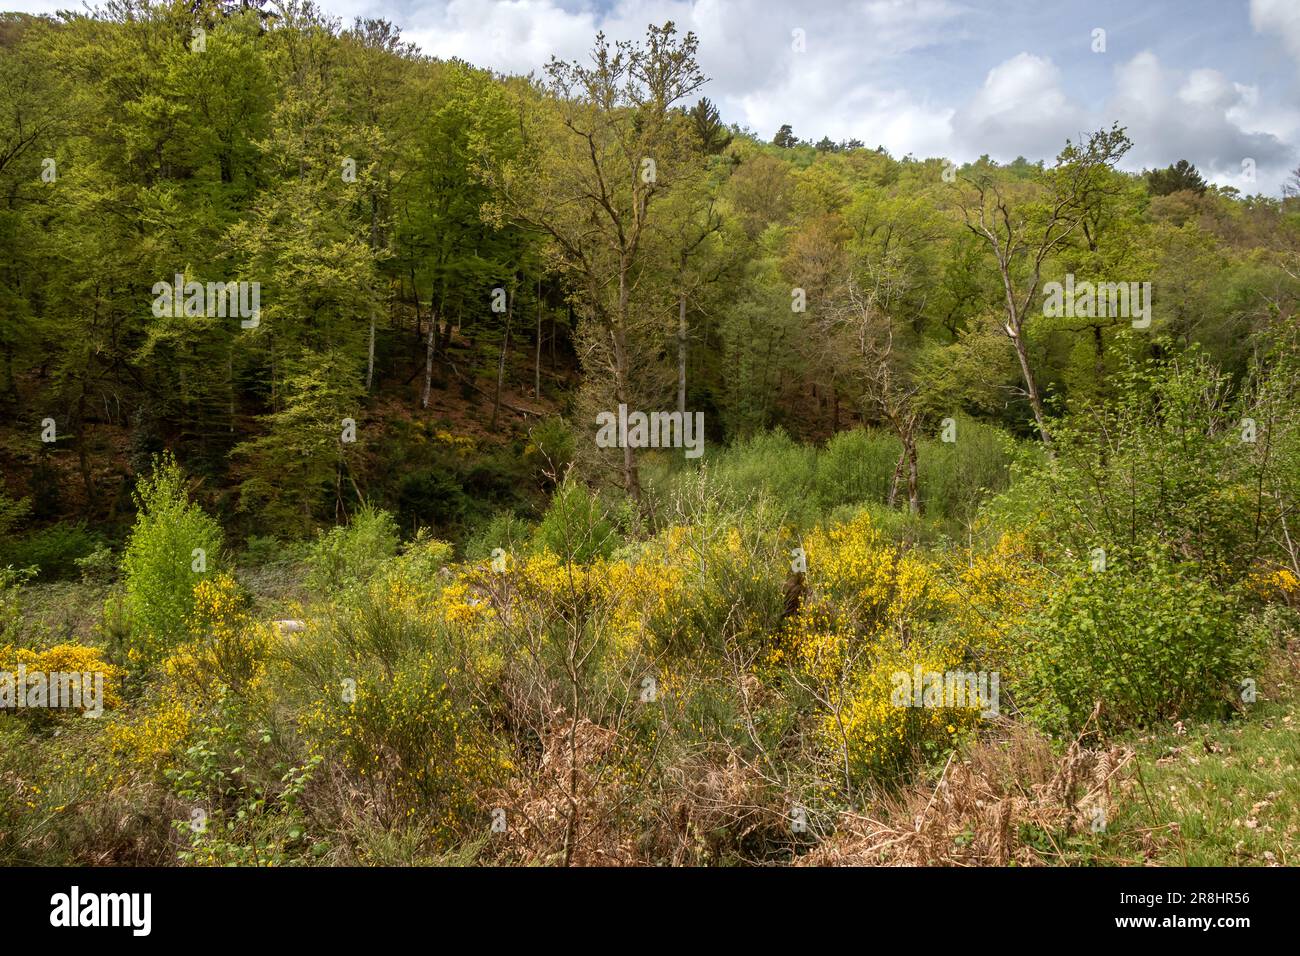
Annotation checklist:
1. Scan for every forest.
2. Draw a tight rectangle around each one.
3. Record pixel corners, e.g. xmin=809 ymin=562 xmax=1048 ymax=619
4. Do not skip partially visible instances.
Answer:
xmin=1 ymin=0 xmax=1298 ymax=867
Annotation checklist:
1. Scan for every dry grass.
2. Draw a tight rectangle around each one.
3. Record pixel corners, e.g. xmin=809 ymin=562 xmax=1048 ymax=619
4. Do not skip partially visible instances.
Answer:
xmin=800 ymin=706 xmax=1136 ymax=866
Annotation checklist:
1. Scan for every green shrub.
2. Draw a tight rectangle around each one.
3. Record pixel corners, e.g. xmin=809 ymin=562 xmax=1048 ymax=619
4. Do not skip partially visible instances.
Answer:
xmin=533 ymin=480 xmax=621 ymax=562
xmin=0 ymin=493 xmax=30 ymax=541
xmin=646 ymin=424 xmax=1017 ymax=532
xmin=712 ymin=429 xmax=818 ymax=516
xmin=239 ymin=535 xmax=307 ymax=569
xmin=284 ymin=581 xmax=505 ymax=836
xmin=122 ymin=454 xmax=225 ymax=664
xmin=916 ymin=415 xmax=1017 ymax=525
xmin=463 ymin=511 xmax=536 ymax=563
xmin=3 ymin=522 xmax=102 ymax=580
xmin=396 ymin=467 xmax=473 ymax=533
xmin=525 ymin=416 xmax=575 ymax=480
xmin=1018 ymin=552 xmax=1263 ymax=734
xmin=75 ymin=545 xmax=118 ymax=583
xmin=0 ymin=566 xmax=33 ymax=646
xmin=814 ymin=429 xmax=901 ymax=514
xmin=393 ymin=529 xmax=454 ymax=582
xmin=992 ymin=349 xmax=1283 ymax=587
xmin=304 ymin=505 xmax=400 ymax=594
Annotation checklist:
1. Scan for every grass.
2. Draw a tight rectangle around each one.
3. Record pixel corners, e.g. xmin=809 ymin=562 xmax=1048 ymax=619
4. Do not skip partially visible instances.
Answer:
xmin=1065 ymin=638 xmax=1300 ymax=866
xmin=1075 ymin=700 xmax=1299 ymax=866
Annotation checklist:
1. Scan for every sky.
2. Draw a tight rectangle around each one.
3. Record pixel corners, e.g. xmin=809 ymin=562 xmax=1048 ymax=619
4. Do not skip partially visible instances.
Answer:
xmin=8 ymin=0 xmax=1300 ymax=194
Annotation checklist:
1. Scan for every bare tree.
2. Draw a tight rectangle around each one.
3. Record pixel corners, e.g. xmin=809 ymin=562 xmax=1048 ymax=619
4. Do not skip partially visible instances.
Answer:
xmin=955 ymin=125 xmax=1131 ymax=450
xmin=481 ymin=24 xmax=707 ymax=506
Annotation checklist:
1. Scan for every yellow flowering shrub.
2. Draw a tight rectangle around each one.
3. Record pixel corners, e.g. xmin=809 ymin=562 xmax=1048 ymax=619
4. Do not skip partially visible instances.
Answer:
xmin=0 ymin=642 xmax=125 ymax=713
xmin=943 ymin=531 xmax=1047 ymax=675
xmin=433 ymin=429 xmax=477 ymax=457
xmin=1247 ymin=566 xmax=1300 ymax=607
xmin=782 ymin=511 xmax=994 ymax=781
xmin=104 ymin=699 xmax=194 ymax=778
xmin=593 ymin=556 xmax=685 ymax=654
xmin=171 ymin=573 xmax=272 ymax=697
xmin=105 ymin=574 xmax=274 ymax=779
xmin=803 ymin=510 xmax=896 ymax=610
xmin=836 ymin=634 xmax=980 ymax=778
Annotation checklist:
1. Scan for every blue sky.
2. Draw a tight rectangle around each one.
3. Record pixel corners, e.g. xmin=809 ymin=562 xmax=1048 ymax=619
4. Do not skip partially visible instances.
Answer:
xmin=9 ymin=0 xmax=1300 ymax=193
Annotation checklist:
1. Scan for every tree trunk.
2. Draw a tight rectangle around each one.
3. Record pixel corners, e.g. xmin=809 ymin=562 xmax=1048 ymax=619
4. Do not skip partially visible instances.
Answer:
xmin=1008 ymin=323 xmax=1052 ymax=449
xmin=676 ymin=290 xmax=687 ymax=415
xmin=615 ymin=267 xmax=642 ymax=506
xmin=491 ymin=287 xmax=512 ymax=431
xmin=76 ymin=391 xmax=96 ymax=513
xmin=534 ymin=276 xmax=542 ymax=399
xmin=421 ymin=307 xmax=437 ymax=409
xmin=888 ymin=447 xmax=905 ymax=508
xmin=409 ymin=268 xmax=423 ymax=347
xmin=905 ymin=430 xmax=920 ymax=514
xmin=366 ymin=313 xmax=376 ymax=392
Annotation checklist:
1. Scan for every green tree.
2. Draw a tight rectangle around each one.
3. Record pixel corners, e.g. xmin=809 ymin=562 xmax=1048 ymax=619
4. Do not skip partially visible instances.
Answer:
xmin=122 ymin=453 xmax=225 ymax=662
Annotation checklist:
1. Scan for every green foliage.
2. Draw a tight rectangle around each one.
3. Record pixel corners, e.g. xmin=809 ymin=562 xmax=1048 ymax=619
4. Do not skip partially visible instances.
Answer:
xmin=1019 ymin=553 xmax=1261 ymax=734
xmin=995 ymin=346 xmax=1287 ymax=586
xmin=533 ymin=480 xmax=621 ymax=562
xmin=816 ymin=428 xmax=902 ymax=509
xmin=2 ymin=522 xmax=103 ymax=581
xmin=1145 ymin=159 xmax=1207 ymax=196
xmin=916 ymin=416 xmax=1019 ymax=526
xmin=283 ymin=579 xmax=505 ymax=835
xmin=0 ymin=493 xmax=30 ymax=542
xmin=75 ymin=545 xmax=118 ymax=584
xmin=463 ymin=511 xmax=536 ymax=563
xmin=304 ymin=505 xmax=400 ymax=594
xmin=647 ymin=425 xmax=1016 ymax=531
xmin=166 ymin=700 xmax=320 ymax=867
xmin=524 ymin=416 xmax=575 ymax=480
xmin=122 ymin=454 xmax=225 ymax=664
xmin=232 ymin=350 xmax=367 ymax=536
xmin=0 ymin=566 xmax=33 ymax=646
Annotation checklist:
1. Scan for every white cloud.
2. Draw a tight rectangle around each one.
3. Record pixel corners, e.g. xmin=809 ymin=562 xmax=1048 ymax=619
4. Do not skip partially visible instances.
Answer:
xmin=397 ymin=0 xmax=966 ymax=153
xmin=1107 ymin=50 xmax=1292 ymax=191
xmin=952 ymin=53 xmax=1086 ymax=162
xmin=1251 ymin=0 xmax=1300 ymax=66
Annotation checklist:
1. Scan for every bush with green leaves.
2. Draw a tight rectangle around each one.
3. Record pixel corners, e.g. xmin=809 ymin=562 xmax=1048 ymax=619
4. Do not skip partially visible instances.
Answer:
xmin=304 ymin=505 xmax=400 ymax=594
xmin=815 ymin=428 xmax=904 ymax=514
xmin=916 ymin=415 xmax=1019 ymax=526
xmin=533 ymin=480 xmax=622 ymax=562
xmin=644 ymin=424 xmax=1017 ymax=531
xmin=122 ymin=454 xmax=225 ymax=664
xmin=1018 ymin=551 xmax=1264 ymax=734
xmin=463 ymin=511 xmax=536 ymax=563
xmin=282 ymin=579 xmax=505 ymax=837
xmin=525 ymin=416 xmax=575 ymax=480
xmin=994 ymin=347 xmax=1287 ymax=587
xmin=0 ymin=566 xmax=34 ymax=646
xmin=0 ymin=493 xmax=31 ymax=544
xmin=3 ymin=522 xmax=103 ymax=580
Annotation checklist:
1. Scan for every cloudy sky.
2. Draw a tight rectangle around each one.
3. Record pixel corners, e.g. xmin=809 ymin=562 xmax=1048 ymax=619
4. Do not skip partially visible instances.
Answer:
xmin=10 ymin=0 xmax=1300 ymax=194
